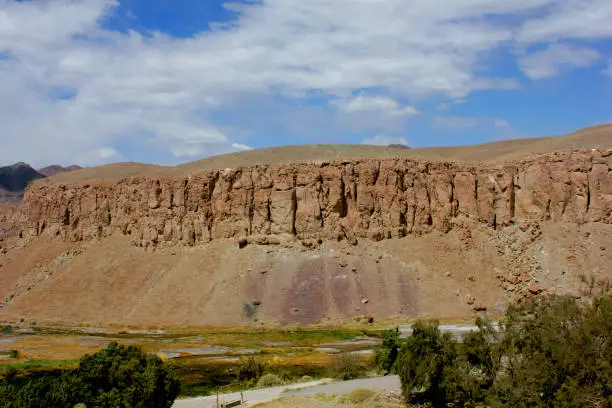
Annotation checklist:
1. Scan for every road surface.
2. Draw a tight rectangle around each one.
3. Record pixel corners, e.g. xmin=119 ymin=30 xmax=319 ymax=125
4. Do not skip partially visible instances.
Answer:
xmin=173 ymin=376 xmax=401 ymax=407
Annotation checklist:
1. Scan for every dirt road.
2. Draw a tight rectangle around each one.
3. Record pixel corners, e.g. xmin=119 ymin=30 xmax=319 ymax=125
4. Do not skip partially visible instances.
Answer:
xmin=285 ymin=375 xmax=401 ymax=397
xmin=172 ymin=379 xmax=333 ymax=408
xmin=173 ymin=376 xmax=401 ymax=407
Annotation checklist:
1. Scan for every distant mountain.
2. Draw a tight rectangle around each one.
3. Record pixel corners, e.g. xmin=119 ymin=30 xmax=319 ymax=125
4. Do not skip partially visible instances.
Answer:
xmin=388 ymin=144 xmax=411 ymax=149
xmin=0 ymin=163 xmax=81 ymax=203
xmin=38 ymin=165 xmax=82 ymax=177
xmin=0 ymin=163 xmax=44 ymax=202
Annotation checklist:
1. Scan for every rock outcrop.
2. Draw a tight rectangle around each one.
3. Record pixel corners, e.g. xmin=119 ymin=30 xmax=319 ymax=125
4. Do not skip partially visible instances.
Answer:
xmin=16 ymin=149 xmax=611 ymax=248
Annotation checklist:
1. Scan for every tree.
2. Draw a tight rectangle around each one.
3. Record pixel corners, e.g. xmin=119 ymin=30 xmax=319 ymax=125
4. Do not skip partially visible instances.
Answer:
xmin=396 ymin=320 xmax=459 ymax=406
xmin=488 ymin=296 xmax=612 ymax=407
xmin=374 ymin=327 xmax=400 ymax=375
xmin=77 ymin=341 xmax=181 ymax=408
xmin=0 ymin=342 xmax=180 ymax=408
xmin=394 ymin=295 xmax=612 ymax=407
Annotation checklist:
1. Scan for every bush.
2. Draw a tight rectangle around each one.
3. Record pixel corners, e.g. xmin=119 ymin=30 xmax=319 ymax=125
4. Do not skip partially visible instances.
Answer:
xmin=0 ymin=342 xmax=180 ymax=408
xmin=393 ymin=295 xmax=612 ymax=407
xmin=374 ymin=328 xmax=400 ymax=375
xmin=488 ymin=296 xmax=612 ymax=407
xmin=238 ymin=356 xmax=264 ymax=382
xmin=396 ymin=320 xmax=459 ymax=406
xmin=256 ymin=374 xmax=284 ymax=388
xmin=331 ymin=353 xmax=368 ymax=380
xmin=77 ymin=341 xmax=181 ymax=408
xmin=263 ymin=360 xmax=293 ymax=382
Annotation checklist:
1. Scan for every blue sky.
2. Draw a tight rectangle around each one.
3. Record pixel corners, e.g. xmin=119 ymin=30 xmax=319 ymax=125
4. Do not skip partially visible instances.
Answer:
xmin=0 ymin=0 xmax=611 ymax=167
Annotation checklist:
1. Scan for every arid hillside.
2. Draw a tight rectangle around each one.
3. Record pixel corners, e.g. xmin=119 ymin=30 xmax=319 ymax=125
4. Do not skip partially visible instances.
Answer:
xmin=35 ymin=124 xmax=612 ymax=185
xmin=0 ymin=125 xmax=610 ymax=328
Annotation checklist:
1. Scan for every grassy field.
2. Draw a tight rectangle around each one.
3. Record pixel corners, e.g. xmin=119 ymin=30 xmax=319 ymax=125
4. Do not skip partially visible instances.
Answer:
xmin=0 ymin=359 xmax=77 ymax=371
xmin=0 ymin=326 xmax=376 ymax=397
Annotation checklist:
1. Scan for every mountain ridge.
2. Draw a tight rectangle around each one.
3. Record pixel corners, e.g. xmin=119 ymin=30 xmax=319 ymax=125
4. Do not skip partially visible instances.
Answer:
xmin=0 ymin=125 xmax=610 ymax=327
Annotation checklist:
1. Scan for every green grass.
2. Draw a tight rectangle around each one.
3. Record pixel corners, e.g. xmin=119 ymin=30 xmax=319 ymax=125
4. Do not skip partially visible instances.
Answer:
xmin=0 ymin=359 xmax=78 ymax=371
xmin=0 ymin=327 xmax=370 ymax=398
xmin=211 ymin=329 xmax=366 ymax=346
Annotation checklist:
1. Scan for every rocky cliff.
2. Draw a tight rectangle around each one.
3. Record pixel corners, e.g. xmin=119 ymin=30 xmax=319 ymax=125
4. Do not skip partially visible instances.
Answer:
xmin=0 ymin=147 xmax=610 ymax=327
xmin=19 ymin=148 xmax=611 ymax=247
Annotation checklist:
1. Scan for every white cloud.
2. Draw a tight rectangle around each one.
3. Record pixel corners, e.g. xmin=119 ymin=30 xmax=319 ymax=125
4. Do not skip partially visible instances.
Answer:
xmin=494 ymin=119 xmax=510 ymax=128
xmin=97 ymin=147 xmax=121 ymax=160
xmin=164 ymin=126 xmax=230 ymax=158
xmin=337 ymin=96 xmax=421 ymax=117
xmin=76 ymin=147 xmax=124 ymax=166
xmin=1 ymin=0 xmax=612 ymax=166
xmin=362 ymin=135 xmax=409 ymax=146
xmin=437 ymin=98 xmax=468 ymax=111
xmin=434 ymin=117 xmax=480 ymax=130
xmin=517 ymin=0 xmax=612 ymax=43
xmin=232 ymin=143 xmax=252 ymax=151
xmin=519 ymin=43 xmax=600 ymax=79
xmin=604 ymin=62 xmax=612 ymax=76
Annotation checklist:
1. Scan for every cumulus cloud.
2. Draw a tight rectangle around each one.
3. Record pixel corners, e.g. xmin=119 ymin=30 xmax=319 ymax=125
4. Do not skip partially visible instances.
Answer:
xmin=1 ymin=0 xmax=612 ymax=166
xmin=362 ymin=135 xmax=409 ymax=146
xmin=232 ymin=143 xmax=252 ymax=151
xmin=337 ymin=96 xmax=421 ymax=117
xmin=77 ymin=147 xmax=124 ymax=165
xmin=517 ymin=0 xmax=612 ymax=43
xmin=494 ymin=119 xmax=510 ymax=128
xmin=519 ymin=43 xmax=600 ymax=79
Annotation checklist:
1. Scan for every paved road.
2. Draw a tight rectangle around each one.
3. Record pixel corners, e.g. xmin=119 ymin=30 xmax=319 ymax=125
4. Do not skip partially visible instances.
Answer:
xmin=173 ymin=376 xmax=401 ymax=407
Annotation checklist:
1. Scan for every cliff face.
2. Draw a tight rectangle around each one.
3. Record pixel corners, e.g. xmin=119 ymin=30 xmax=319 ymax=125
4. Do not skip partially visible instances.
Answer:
xmin=19 ymin=148 xmax=611 ymax=247
xmin=0 ymin=148 xmax=610 ymax=327
xmin=0 ymin=203 xmax=20 ymax=238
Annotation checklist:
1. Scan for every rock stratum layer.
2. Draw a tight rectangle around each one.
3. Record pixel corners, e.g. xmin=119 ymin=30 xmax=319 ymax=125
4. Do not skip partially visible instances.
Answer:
xmin=0 ymin=146 xmax=610 ymax=327
xmin=20 ymin=149 xmax=612 ymax=246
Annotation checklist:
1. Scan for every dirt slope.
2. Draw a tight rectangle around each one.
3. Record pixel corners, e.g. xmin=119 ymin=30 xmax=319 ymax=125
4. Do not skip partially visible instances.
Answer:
xmin=0 ymin=125 xmax=610 ymax=327
xmin=38 ymin=165 xmax=82 ymax=177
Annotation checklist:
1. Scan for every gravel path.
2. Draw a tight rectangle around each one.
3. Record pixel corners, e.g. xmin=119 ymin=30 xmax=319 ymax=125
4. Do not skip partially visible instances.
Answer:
xmin=173 ymin=376 xmax=400 ymax=407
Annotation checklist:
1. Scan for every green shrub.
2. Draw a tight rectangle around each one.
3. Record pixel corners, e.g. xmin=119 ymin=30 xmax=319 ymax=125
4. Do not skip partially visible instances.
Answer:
xmin=0 ymin=342 xmax=180 ymax=408
xmin=330 ymin=353 xmax=368 ymax=380
xmin=374 ymin=328 xmax=400 ymax=375
xmin=77 ymin=341 xmax=180 ymax=408
xmin=487 ymin=296 xmax=612 ymax=407
xmin=264 ymin=363 xmax=293 ymax=382
xmin=256 ymin=373 xmax=284 ymax=388
xmin=7 ymin=350 xmax=18 ymax=359
xmin=238 ymin=356 xmax=264 ymax=382
xmin=396 ymin=320 xmax=459 ymax=406
xmin=393 ymin=295 xmax=612 ymax=407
